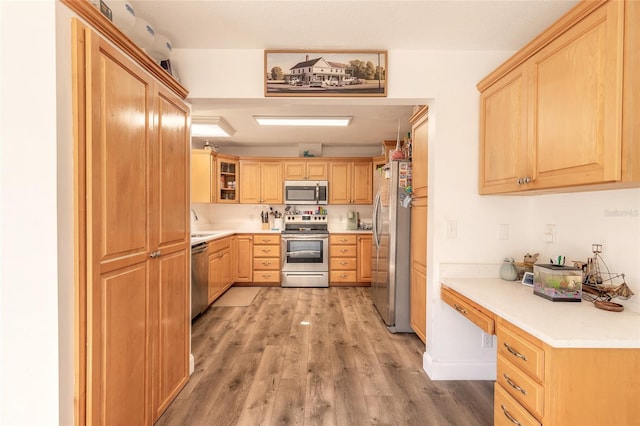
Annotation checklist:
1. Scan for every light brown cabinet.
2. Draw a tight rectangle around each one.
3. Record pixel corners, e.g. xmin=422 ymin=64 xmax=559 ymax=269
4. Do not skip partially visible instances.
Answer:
xmin=216 ymin=154 xmax=239 ymax=203
xmin=208 ymin=237 xmax=232 ymax=304
xmin=410 ymin=196 xmax=428 ymax=343
xmin=409 ymin=106 xmax=429 ymax=344
xmin=239 ymin=160 xmax=283 ymax=204
xmin=252 ymin=234 xmax=281 ymax=284
xmin=442 ymin=285 xmax=640 ymax=425
xmin=191 ymin=149 xmax=214 ymax=203
xmin=283 ymin=160 xmax=328 ymax=180
xmin=478 ymin=0 xmax=639 ymax=194
xmin=74 ymin=21 xmax=189 ymax=424
xmin=329 ymin=234 xmax=370 ymax=286
xmin=234 ymin=234 xmax=254 ymax=283
xmin=356 ymin=234 xmax=372 ymax=283
xmin=328 ymin=160 xmax=373 ymax=204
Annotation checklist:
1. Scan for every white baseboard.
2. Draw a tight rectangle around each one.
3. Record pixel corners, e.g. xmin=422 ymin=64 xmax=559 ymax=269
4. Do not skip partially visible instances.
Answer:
xmin=189 ymin=354 xmax=195 ymax=375
xmin=423 ymin=352 xmax=496 ymax=381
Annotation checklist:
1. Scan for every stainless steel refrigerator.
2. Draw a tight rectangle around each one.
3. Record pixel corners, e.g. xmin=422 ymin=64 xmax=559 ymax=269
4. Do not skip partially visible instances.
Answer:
xmin=371 ymin=160 xmax=413 ymax=333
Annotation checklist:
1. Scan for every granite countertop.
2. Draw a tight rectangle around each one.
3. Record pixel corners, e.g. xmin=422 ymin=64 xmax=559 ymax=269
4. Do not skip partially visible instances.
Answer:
xmin=442 ymin=277 xmax=640 ymax=349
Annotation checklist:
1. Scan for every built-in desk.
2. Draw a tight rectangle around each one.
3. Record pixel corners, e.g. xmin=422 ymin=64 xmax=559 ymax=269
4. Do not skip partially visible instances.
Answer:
xmin=441 ymin=278 xmax=640 ymax=426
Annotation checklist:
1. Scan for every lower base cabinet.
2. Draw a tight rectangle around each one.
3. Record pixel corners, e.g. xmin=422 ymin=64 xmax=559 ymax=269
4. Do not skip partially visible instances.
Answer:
xmin=252 ymin=234 xmax=281 ymax=285
xmin=330 ymin=233 xmax=371 ymax=286
xmin=208 ymin=237 xmax=232 ymax=304
xmin=442 ymin=285 xmax=640 ymax=425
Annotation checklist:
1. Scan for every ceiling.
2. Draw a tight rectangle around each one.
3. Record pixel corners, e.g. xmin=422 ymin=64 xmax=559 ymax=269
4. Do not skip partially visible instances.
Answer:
xmin=129 ymin=0 xmax=579 ymax=149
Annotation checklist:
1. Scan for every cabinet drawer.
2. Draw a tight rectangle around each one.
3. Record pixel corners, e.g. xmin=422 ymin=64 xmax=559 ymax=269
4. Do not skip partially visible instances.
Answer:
xmin=441 ymin=285 xmax=495 ymax=334
xmin=497 ymin=320 xmax=544 ymax=382
xmin=254 ymin=235 xmax=279 ymax=245
xmin=330 ymin=258 xmax=357 ymax=270
xmin=254 ymin=245 xmax=280 ymax=258
xmin=330 ymin=245 xmax=357 ymax=257
xmin=330 ymin=235 xmax=357 ymax=245
xmin=209 ymin=238 xmax=230 ymax=253
xmin=495 ymin=384 xmax=541 ymax=426
xmin=497 ymin=353 xmax=544 ymax=419
xmin=253 ymin=258 xmax=280 ymax=270
xmin=330 ymin=271 xmax=357 ymax=282
xmin=253 ymin=271 xmax=280 ymax=283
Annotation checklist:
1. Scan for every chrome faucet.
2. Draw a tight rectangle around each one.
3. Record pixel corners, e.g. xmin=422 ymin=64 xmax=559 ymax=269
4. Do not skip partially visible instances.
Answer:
xmin=191 ymin=208 xmax=199 ymax=221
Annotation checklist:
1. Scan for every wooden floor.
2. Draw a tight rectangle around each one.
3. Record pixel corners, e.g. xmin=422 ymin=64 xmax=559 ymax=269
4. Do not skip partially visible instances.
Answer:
xmin=157 ymin=287 xmax=494 ymax=426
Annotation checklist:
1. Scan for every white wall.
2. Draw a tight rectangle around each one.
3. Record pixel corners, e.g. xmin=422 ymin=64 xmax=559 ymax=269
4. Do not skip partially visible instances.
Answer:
xmin=0 ymin=1 xmax=67 ymax=424
xmin=177 ymin=46 xmax=640 ymax=380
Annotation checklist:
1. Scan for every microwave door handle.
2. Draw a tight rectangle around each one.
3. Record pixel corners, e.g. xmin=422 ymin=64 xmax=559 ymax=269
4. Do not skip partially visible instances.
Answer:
xmin=315 ymin=184 xmax=319 ymax=203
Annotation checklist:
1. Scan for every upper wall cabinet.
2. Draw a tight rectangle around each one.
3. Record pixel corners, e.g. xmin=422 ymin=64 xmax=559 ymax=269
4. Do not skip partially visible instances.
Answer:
xmin=239 ymin=160 xmax=283 ymax=204
xmin=478 ymin=0 xmax=639 ymax=194
xmin=283 ymin=160 xmax=328 ymax=180
xmin=191 ymin=150 xmax=214 ymax=203
xmin=329 ymin=160 xmax=373 ymax=205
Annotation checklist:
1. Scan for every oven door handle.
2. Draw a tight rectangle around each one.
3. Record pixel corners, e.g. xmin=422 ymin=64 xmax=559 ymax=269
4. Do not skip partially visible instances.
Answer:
xmin=282 ymin=234 xmax=328 ymax=240
xmin=286 ymin=250 xmax=321 ymax=256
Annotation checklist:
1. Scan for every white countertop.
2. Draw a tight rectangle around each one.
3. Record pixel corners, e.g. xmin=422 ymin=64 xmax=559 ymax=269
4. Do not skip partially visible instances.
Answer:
xmin=442 ymin=277 xmax=640 ymax=349
xmin=190 ymin=228 xmax=370 ymax=245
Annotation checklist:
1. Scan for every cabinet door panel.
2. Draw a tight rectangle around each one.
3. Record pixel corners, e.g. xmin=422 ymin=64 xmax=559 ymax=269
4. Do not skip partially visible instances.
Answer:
xmin=329 ymin=162 xmax=351 ymax=204
xmin=530 ymin=1 xmax=623 ymax=188
xmin=87 ymin=32 xmax=153 ymax=425
xmin=352 ymin=162 xmax=373 ymax=204
xmin=261 ymin=162 xmax=283 ymax=204
xmin=479 ymin=67 xmax=528 ymax=194
xmin=239 ymin=161 xmax=262 ymax=203
xmin=155 ymin=250 xmax=189 ymax=416
xmin=191 ymin=151 xmax=212 ymax=203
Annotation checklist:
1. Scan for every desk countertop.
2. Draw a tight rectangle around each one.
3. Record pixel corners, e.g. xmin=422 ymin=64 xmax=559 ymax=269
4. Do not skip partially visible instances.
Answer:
xmin=442 ymin=277 xmax=640 ymax=349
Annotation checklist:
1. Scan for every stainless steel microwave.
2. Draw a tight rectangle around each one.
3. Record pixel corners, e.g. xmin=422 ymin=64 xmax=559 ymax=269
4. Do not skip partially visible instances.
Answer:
xmin=284 ymin=180 xmax=328 ymax=205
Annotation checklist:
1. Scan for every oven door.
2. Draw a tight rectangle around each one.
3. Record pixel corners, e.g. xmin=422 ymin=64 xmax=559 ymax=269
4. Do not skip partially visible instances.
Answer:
xmin=281 ymin=234 xmax=328 ymax=272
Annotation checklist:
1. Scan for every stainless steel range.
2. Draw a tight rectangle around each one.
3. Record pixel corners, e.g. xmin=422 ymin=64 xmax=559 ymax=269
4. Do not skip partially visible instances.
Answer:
xmin=281 ymin=213 xmax=329 ymax=288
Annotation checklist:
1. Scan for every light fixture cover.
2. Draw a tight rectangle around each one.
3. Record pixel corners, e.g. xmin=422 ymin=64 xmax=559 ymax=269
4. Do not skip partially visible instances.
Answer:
xmin=191 ymin=116 xmax=235 ymax=137
xmin=253 ymin=116 xmax=351 ymax=127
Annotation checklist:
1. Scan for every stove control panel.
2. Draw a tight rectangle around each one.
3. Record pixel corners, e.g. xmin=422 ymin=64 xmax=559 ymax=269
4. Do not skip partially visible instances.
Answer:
xmin=285 ymin=214 xmax=327 ymax=223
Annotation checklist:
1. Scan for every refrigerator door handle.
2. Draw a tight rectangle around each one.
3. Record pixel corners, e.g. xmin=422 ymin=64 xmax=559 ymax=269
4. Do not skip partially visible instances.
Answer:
xmin=372 ymin=190 xmax=382 ymax=249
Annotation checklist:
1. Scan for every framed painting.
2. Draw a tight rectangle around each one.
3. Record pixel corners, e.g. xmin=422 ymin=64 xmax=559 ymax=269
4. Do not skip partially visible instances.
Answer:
xmin=264 ymin=50 xmax=387 ymax=97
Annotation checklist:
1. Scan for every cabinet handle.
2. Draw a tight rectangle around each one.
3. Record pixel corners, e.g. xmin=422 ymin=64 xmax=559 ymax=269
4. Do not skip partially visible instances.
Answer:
xmin=500 ymin=405 xmax=522 ymax=426
xmin=340 ymin=239 xmax=348 ymax=242
xmin=262 ymin=249 xmax=271 ymax=253
xmin=262 ymin=261 xmax=270 ymax=266
xmin=340 ymin=274 xmax=347 ymax=278
xmin=340 ymin=261 xmax=348 ymax=265
xmin=340 ymin=249 xmax=348 ymax=253
xmin=503 ymin=343 xmax=528 ymax=361
xmin=453 ymin=304 xmax=467 ymax=315
xmin=150 ymin=250 xmax=161 ymax=258
xmin=503 ymin=373 xmax=527 ymax=395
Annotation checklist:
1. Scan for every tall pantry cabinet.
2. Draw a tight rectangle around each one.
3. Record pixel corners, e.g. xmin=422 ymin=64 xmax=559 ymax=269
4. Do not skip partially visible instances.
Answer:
xmin=71 ymin=16 xmax=190 ymax=426
xmin=409 ymin=106 xmax=428 ymax=344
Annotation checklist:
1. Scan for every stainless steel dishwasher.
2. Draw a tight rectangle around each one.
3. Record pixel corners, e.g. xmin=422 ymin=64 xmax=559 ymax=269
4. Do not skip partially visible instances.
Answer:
xmin=191 ymin=242 xmax=209 ymax=320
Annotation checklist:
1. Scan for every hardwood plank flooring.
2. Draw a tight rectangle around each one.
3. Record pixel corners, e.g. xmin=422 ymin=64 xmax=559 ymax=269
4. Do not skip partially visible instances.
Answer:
xmin=156 ymin=287 xmax=493 ymax=426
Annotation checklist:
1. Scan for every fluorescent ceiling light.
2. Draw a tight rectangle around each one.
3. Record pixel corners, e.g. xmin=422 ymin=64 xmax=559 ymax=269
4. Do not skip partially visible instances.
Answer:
xmin=191 ymin=117 xmax=235 ymax=137
xmin=254 ymin=116 xmax=352 ymax=127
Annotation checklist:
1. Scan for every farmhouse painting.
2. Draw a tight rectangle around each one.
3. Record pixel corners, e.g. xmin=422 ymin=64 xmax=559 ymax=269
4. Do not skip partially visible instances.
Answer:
xmin=265 ymin=50 xmax=387 ymax=97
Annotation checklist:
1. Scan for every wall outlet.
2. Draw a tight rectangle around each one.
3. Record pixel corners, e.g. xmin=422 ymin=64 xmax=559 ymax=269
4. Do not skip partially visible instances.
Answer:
xmin=481 ymin=332 xmax=493 ymax=348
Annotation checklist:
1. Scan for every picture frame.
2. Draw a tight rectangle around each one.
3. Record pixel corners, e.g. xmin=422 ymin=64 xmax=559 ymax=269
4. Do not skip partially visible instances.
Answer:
xmin=264 ymin=50 xmax=387 ymax=97
xmin=522 ymin=271 xmax=534 ymax=287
